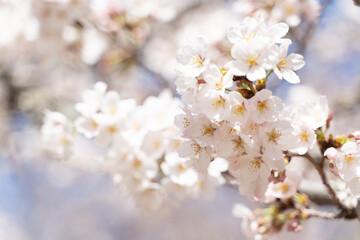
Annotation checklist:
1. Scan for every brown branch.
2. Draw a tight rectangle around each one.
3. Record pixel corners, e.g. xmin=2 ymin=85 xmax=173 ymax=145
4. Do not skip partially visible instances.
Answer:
xmin=319 ymin=155 xmax=326 ymax=168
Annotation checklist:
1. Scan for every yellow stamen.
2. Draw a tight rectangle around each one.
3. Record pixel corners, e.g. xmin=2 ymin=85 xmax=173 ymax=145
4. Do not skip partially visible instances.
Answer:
xmin=173 ymin=140 xmax=181 ymax=150
xmin=257 ymin=101 xmax=269 ymax=113
xmin=249 ymin=157 xmax=263 ymax=172
xmin=300 ymin=132 xmax=309 ymax=142
xmin=232 ymin=139 xmax=244 ymax=152
xmin=212 ymin=96 xmax=225 ymax=109
xmin=244 ymin=32 xmax=255 ymax=41
xmin=245 ymin=55 xmax=258 ymax=66
xmin=107 ymin=125 xmax=117 ymax=133
xmin=133 ymin=159 xmax=142 ymax=168
xmin=215 ymin=79 xmax=223 ymax=90
xmin=191 ymin=143 xmax=203 ymax=155
xmin=152 ymin=140 xmax=161 ymax=149
xmin=248 ymin=123 xmax=259 ymax=132
xmin=178 ymin=164 xmax=187 ymax=172
xmin=201 ymin=126 xmax=214 ymax=136
xmin=110 ymin=107 xmax=117 ymax=115
xmin=279 ymin=183 xmax=289 ymax=193
xmin=285 ymin=5 xmax=295 ymax=14
xmin=279 ymin=57 xmax=288 ymax=67
xmin=267 ymin=129 xmax=282 ymax=143
xmin=92 ymin=120 xmax=99 ymax=128
xmin=183 ymin=118 xmax=190 ymax=128
xmin=219 ymin=67 xmax=229 ymax=77
xmin=228 ymin=127 xmax=239 ymax=136
xmin=191 ymin=55 xmax=204 ymax=65
xmin=60 ymin=136 xmax=70 ymax=145
xmin=233 ymin=104 xmax=246 ymax=117
xmin=345 ymin=154 xmax=355 ymax=165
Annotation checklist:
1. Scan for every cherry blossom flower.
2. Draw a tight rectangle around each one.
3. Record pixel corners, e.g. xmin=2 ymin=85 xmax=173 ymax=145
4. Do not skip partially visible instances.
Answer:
xmin=250 ymin=89 xmax=283 ymax=124
xmin=224 ymin=91 xmax=251 ymax=124
xmin=202 ymin=64 xmax=233 ymax=92
xmin=271 ymin=42 xmax=305 ymax=84
xmin=265 ymin=167 xmax=301 ymax=202
xmin=176 ymin=37 xmax=209 ymax=77
xmin=41 ymin=110 xmax=73 ymax=158
xmin=229 ymin=39 xmax=271 ymax=81
xmin=334 ymin=142 xmax=360 ymax=181
xmin=177 ymin=140 xmax=213 ymax=173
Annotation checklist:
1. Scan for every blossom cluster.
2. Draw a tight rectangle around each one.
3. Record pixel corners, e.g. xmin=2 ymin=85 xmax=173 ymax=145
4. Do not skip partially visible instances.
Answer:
xmin=174 ymin=17 xmax=331 ymax=201
xmin=41 ymin=81 xmax=225 ymax=212
xmin=325 ymin=133 xmax=360 ymax=195
xmin=233 ymin=193 xmax=309 ymax=240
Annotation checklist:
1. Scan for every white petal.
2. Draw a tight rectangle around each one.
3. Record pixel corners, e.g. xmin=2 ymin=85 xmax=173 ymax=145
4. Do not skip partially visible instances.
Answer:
xmin=281 ymin=68 xmax=300 ymax=84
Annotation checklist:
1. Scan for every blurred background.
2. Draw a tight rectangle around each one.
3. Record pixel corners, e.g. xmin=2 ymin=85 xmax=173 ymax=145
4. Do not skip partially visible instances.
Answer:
xmin=0 ymin=0 xmax=360 ymax=239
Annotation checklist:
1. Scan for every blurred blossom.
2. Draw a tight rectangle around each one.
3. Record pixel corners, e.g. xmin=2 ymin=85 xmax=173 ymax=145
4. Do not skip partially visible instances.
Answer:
xmin=233 ymin=0 xmax=321 ymax=27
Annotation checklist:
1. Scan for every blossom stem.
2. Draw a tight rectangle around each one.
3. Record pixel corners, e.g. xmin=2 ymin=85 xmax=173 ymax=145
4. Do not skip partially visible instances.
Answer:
xmin=319 ymin=155 xmax=326 ymax=168
xmin=265 ymin=70 xmax=273 ymax=80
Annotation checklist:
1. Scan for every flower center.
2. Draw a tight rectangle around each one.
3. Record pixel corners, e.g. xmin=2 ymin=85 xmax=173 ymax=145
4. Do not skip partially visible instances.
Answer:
xmin=279 ymin=57 xmax=288 ymax=67
xmin=92 ymin=120 xmax=99 ymax=128
xmin=201 ymin=125 xmax=214 ymax=136
xmin=133 ymin=159 xmax=143 ymax=168
xmin=152 ymin=140 xmax=161 ymax=149
xmin=249 ymin=157 xmax=263 ymax=172
xmin=227 ymin=127 xmax=239 ymax=136
xmin=178 ymin=164 xmax=187 ymax=172
xmin=345 ymin=154 xmax=355 ymax=165
xmin=191 ymin=143 xmax=203 ymax=155
xmin=267 ymin=129 xmax=282 ymax=143
xmin=215 ymin=79 xmax=223 ymax=90
xmin=248 ymin=122 xmax=259 ymax=132
xmin=110 ymin=107 xmax=117 ymax=115
xmin=183 ymin=118 xmax=190 ymax=128
xmin=60 ymin=136 xmax=70 ymax=145
xmin=108 ymin=125 xmax=117 ymax=133
xmin=245 ymin=54 xmax=258 ymax=66
xmin=212 ymin=96 xmax=225 ymax=109
xmin=279 ymin=183 xmax=289 ymax=193
xmin=219 ymin=67 xmax=229 ymax=76
xmin=257 ymin=101 xmax=269 ymax=113
xmin=300 ymin=132 xmax=309 ymax=142
xmin=233 ymin=104 xmax=246 ymax=117
xmin=244 ymin=32 xmax=255 ymax=41
xmin=191 ymin=55 xmax=204 ymax=66
xmin=232 ymin=139 xmax=244 ymax=152
xmin=285 ymin=5 xmax=295 ymax=14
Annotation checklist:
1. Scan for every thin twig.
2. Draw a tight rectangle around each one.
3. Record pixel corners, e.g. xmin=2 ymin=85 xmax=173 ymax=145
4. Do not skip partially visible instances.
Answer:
xmin=302 ymin=208 xmax=338 ymax=219
xmin=303 ymin=207 xmax=358 ymax=220
xmin=319 ymin=155 xmax=326 ymax=168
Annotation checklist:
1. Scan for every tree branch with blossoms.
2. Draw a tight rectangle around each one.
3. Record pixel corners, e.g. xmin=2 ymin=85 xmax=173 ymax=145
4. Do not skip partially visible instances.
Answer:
xmin=39 ymin=8 xmax=360 ymax=240
xmin=173 ymin=16 xmax=360 ymax=238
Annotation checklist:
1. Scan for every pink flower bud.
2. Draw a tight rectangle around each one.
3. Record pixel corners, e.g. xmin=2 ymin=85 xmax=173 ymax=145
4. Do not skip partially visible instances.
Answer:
xmin=329 ymin=162 xmax=340 ymax=178
xmin=349 ymin=131 xmax=360 ymax=140
xmin=287 ymin=219 xmax=302 ymax=233
xmin=324 ymin=147 xmax=338 ymax=160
